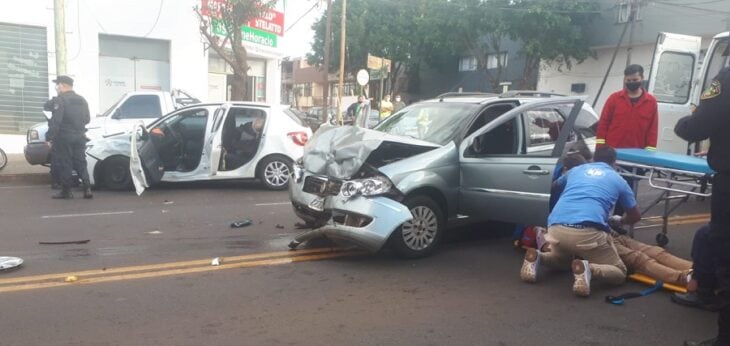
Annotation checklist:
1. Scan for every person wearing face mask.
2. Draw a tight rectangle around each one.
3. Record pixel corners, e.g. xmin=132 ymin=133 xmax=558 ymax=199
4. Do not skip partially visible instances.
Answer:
xmin=596 ymin=64 xmax=658 ymax=151
xmin=46 ymin=76 xmax=92 ymax=199
xmin=393 ymin=94 xmax=406 ymax=113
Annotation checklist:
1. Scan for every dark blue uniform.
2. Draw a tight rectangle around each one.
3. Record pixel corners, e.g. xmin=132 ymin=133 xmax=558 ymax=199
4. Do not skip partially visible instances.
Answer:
xmin=47 ymin=90 xmax=91 ymax=196
xmin=675 ymin=66 xmax=730 ymax=345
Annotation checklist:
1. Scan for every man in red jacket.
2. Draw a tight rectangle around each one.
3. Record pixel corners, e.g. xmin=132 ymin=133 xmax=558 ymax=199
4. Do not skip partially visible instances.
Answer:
xmin=596 ymin=64 xmax=659 ymax=150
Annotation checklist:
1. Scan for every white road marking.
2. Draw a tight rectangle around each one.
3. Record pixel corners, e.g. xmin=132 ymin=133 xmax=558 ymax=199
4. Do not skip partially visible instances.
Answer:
xmin=254 ymin=202 xmax=290 ymax=206
xmin=41 ymin=211 xmax=134 ymax=219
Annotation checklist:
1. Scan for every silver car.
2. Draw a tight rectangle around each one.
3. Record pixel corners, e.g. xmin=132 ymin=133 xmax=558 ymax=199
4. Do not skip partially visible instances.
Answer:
xmin=288 ymin=94 xmax=598 ymax=258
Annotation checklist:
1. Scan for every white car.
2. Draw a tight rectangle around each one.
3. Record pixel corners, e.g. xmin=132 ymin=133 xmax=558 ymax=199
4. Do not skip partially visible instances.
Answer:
xmin=85 ymin=102 xmax=312 ymax=192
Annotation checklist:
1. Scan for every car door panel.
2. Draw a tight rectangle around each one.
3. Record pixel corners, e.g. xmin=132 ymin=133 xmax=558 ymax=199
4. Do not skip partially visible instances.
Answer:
xmin=130 ymin=124 xmax=165 ymax=195
xmin=458 ymin=99 xmax=584 ymax=226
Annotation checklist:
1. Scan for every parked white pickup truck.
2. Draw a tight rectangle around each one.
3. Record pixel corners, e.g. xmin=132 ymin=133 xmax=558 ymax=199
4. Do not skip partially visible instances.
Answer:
xmin=24 ymin=89 xmax=199 ymax=166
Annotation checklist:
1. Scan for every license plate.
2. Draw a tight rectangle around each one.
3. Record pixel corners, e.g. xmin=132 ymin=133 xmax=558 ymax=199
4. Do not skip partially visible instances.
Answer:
xmin=308 ymin=196 xmax=325 ymax=212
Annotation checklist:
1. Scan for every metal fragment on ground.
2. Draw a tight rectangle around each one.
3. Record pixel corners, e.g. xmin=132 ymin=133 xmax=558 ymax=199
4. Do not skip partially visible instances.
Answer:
xmin=0 ymin=257 xmax=23 ymax=271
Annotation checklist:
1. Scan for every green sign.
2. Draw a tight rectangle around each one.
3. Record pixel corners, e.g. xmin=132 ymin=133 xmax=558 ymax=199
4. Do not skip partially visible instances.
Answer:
xmin=211 ymin=19 xmax=278 ymax=48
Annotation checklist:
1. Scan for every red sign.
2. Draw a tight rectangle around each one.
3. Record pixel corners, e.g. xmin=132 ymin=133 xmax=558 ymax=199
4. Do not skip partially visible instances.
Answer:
xmin=201 ymin=1 xmax=285 ymax=37
xmin=248 ymin=9 xmax=285 ymax=36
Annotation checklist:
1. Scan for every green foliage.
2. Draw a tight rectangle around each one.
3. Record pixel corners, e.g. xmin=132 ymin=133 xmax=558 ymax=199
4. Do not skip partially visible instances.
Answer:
xmin=308 ymin=0 xmax=600 ymax=92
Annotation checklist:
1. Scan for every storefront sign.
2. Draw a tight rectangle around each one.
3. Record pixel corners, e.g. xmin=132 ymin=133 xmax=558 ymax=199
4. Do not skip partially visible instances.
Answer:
xmin=212 ymin=20 xmax=278 ymax=48
xmin=248 ymin=9 xmax=284 ymax=36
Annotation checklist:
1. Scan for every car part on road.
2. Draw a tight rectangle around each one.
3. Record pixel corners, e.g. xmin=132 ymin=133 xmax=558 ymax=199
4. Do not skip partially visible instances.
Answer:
xmin=163 ymin=200 xmax=174 ymax=205
xmin=257 ymin=155 xmax=292 ymax=190
xmin=389 ymin=195 xmax=444 ymax=259
xmin=231 ymin=219 xmax=253 ymax=228
xmin=39 ymin=240 xmax=91 ymax=245
xmin=0 ymin=257 xmax=23 ymax=272
xmin=103 ymin=156 xmax=132 ymax=190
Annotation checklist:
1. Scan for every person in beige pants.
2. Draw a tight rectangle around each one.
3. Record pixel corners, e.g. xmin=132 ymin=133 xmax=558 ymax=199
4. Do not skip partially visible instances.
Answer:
xmin=521 ymin=147 xmax=642 ymax=296
xmin=613 ymin=234 xmax=692 ymax=286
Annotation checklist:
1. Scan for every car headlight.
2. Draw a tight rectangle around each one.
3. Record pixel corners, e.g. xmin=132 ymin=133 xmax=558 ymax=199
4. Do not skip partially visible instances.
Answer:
xmin=341 ymin=176 xmax=392 ymax=197
xmin=27 ymin=129 xmax=39 ymax=142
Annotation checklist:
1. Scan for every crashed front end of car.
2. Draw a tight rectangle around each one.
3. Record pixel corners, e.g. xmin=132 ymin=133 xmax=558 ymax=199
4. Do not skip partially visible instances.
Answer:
xmin=288 ymin=125 xmax=436 ymax=252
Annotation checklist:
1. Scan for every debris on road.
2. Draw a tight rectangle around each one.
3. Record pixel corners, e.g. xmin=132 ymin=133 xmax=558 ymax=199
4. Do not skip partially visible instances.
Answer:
xmin=211 ymin=257 xmax=221 ymax=266
xmin=230 ymin=219 xmax=253 ymax=228
xmin=39 ymin=240 xmax=90 ymax=245
xmin=147 ymin=230 xmax=163 ymax=235
xmin=163 ymin=200 xmax=174 ymax=205
xmin=64 ymin=275 xmax=78 ymax=282
xmin=0 ymin=257 xmax=23 ymax=272
xmin=275 ymin=224 xmax=285 ymax=229
xmin=161 ymin=210 xmax=169 ymax=214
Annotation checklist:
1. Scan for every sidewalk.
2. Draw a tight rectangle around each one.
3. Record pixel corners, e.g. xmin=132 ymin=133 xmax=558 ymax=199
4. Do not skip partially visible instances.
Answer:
xmin=0 ymin=154 xmax=50 ymax=185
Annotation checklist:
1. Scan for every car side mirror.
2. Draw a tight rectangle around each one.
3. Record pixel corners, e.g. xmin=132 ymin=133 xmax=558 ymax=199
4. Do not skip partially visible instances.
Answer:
xmin=111 ymin=109 xmax=122 ymax=120
xmin=135 ymin=126 xmax=148 ymax=141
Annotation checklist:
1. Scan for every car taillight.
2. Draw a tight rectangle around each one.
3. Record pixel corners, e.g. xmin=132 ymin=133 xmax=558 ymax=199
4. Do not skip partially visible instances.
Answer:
xmin=288 ymin=131 xmax=309 ymax=146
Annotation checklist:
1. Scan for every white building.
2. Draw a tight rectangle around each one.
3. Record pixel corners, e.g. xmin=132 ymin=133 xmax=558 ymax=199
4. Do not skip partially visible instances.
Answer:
xmin=0 ymin=0 xmax=286 ymax=135
xmin=538 ymin=0 xmax=729 ymax=113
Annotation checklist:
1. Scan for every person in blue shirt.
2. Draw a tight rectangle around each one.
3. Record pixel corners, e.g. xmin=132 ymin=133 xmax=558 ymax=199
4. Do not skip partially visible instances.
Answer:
xmin=520 ymin=146 xmax=641 ymax=297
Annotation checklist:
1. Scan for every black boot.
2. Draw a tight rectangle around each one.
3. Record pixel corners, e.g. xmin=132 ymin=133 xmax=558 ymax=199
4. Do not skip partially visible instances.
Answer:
xmin=83 ymin=186 xmax=93 ymax=199
xmin=683 ymin=338 xmax=717 ymax=346
xmin=52 ymin=188 xmax=73 ymax=199
xmin=671 ymin=291 xmax=722 ymax=312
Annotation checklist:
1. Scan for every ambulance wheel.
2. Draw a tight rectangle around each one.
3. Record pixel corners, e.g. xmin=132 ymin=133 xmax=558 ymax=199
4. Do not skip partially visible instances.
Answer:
xmin=656 ymin=233 xmax=669 ymax=247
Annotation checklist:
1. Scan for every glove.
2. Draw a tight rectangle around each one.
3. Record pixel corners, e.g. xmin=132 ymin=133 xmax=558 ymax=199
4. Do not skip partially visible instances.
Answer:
xmin=608 ymin=215 xmax=623 ymax=229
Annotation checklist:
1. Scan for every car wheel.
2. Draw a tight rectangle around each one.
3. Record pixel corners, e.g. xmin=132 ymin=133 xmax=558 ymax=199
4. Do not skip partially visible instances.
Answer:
xmin=390 ymin=195 xmax=444 ymax=259
xmin=257 ymin=155 xmax=292 ymax=190
xmin=103 ymin=156 xmax=132 ymax=191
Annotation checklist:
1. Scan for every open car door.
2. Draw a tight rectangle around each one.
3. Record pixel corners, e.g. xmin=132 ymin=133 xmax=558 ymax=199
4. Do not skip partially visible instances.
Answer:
xmin=208 ymin=107 xmax=227 ymax=176
xmin=458 ymin=98 xmax=585 ymax=226
xmin=129 ymin=123 xmax=165 ymax=195
xmin=647 ymin=32 xmax=701 ymax=154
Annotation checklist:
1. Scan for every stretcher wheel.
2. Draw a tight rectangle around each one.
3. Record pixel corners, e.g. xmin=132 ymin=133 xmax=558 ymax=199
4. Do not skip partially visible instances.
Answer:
xmin=656 ymin=233 xmax=669 ymax=247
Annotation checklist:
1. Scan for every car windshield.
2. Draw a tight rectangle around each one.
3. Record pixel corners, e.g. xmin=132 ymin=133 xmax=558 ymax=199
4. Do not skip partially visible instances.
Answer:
xmin=374 ymin=102 xmax=478 ymax=145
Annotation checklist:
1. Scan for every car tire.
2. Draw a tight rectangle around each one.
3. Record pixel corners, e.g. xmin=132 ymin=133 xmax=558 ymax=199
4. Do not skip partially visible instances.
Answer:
xmin=390 ymin=195 xmax=444 ymax=259
xmin=257 ymin=155 xmax=292 ymax=190
xmin=103 ymin=156 xmax=132 ymax=191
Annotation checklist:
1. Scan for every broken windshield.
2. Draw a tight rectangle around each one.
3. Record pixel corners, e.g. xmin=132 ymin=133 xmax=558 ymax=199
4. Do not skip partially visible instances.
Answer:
xmin=374 ymin=103 xmax=478 ymax=145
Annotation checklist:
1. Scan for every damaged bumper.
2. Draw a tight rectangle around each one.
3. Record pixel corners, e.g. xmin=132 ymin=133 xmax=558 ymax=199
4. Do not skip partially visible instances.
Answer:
xmin=289 ymin=169 xmax=413 ymax=252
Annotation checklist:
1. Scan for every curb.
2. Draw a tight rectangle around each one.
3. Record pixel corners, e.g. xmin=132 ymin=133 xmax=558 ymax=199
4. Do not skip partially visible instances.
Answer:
xmin=0 ymin=173 xmax=51 ymax=185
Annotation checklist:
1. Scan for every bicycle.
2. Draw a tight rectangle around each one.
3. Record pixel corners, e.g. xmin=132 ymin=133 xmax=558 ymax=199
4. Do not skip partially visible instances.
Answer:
xmin=0 ymin=146 xmax=6 ymax=171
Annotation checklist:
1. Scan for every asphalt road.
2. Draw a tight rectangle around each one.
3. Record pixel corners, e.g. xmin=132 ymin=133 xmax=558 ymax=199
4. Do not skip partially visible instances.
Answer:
xmin=0 ymin=179 xmax=717 ymax=345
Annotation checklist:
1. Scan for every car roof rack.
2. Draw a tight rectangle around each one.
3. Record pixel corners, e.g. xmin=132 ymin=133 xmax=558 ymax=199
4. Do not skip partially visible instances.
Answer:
xmin=499 ymin=90 xmax=567 ymax=98
xmin=436 ymin=92 xmax=498 ymax=100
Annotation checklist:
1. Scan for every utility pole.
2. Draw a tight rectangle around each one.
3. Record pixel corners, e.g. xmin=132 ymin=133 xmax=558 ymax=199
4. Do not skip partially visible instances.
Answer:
xmin=54 ymin=0 xmax=67 ymax=76
xmin=625 ymin=0 xmax=637 ymax=66
xmin=336 ymin=0 xmax=346 ymax=125
xmin=322 ymin=0 xmax=333 ymax=124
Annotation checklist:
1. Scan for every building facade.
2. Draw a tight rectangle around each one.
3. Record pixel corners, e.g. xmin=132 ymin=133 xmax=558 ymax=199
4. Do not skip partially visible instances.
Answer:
xmin=538 ymin=0 xmax=730 ymax=112
xmin=0 ymin=0 xmax=286 ymax=134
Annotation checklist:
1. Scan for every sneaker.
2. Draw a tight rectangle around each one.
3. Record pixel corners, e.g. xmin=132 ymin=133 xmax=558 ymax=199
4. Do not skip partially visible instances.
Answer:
xmin=572 ymin=259 xmax=592 ymax=297
xmin=520 ymin=248 xmax=540 ymax=283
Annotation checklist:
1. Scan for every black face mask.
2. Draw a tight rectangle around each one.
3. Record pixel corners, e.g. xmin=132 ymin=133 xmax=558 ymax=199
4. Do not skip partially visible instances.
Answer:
xmin=625 ymin=81 xmax=642 ymax=91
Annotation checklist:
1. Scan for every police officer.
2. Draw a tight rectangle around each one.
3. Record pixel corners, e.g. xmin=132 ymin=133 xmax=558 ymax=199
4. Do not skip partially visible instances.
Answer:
xmin=675 ymin=66 xmax=730 ymax=346
xmin=46 ymin=76 xmax=93 ymax=199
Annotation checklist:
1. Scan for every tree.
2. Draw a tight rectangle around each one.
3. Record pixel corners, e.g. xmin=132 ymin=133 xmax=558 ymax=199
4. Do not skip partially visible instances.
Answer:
xmin=307 ymin=0 xmax=454 ymax=96
xmin=195 ymin=0 xmax=277 ymax=100
xmin=500 ymin=0 xmax=600 ymax=89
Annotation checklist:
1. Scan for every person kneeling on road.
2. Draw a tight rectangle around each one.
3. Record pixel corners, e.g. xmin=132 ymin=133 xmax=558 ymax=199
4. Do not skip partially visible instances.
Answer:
xmin=520 ymin=146 xmax=640 ymax=296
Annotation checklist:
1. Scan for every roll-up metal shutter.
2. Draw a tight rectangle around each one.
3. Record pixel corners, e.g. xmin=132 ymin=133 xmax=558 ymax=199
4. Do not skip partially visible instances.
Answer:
xmin=0 ymin=23 xmax=49 ymax=134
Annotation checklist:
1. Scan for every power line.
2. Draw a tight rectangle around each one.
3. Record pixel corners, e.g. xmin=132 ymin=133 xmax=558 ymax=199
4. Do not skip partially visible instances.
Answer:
xmin=142 ymin=0 xmax=164 ymax=37
xmin=653 ymin=0 xmax=730 ymax=15
xmin=285 ymin=1 xmax=320 ymax=33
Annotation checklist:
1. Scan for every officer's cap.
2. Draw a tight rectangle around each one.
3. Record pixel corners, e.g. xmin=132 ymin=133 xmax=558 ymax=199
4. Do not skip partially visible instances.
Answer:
xmin=52 ymin=75 xmax=74 ymax=86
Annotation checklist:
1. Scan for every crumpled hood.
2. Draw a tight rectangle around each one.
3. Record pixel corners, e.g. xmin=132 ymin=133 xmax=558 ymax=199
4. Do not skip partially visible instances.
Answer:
xmin=303 ymin=125 xmax=438 ymax=180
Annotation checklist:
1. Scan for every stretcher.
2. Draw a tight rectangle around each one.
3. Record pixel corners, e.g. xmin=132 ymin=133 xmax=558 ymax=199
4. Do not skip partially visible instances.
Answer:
xmin=615 ymin=149 xmax=713 ymax=246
